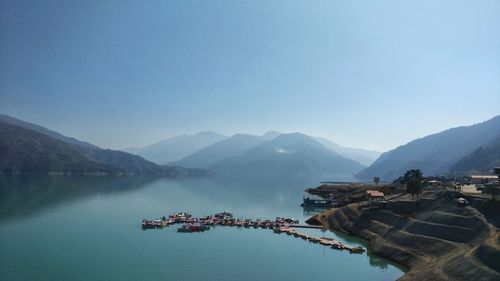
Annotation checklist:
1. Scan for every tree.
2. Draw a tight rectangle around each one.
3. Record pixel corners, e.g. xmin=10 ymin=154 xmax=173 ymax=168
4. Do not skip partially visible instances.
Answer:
xmin=373 ymin=177 xmax=380 ymax=185
xmin=401 ymin=169 xmax=424 ymax=199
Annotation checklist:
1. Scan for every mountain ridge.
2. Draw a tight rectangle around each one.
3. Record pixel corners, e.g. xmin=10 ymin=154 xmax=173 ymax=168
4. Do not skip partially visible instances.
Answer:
xmin=0 ymin=114 xmax=100 ymax=150
xmin=172 ymin=131 xmax=381 ymax=169
xmin=0 ymin=116 xmax=210 ymax=177
xmin=123 ymin=131 xmax=227 ymax=164
xmin=209 ymin=133 xmax=365 ymax=182
xmin=314 ymin=137 xmax=381 ymax=166
xmin=173 ymin=133 xmax=265 ymax=168
xmin=357 ymin=115 xmax=500 ymax=180
xmin=449 ymin=135 xmax=500 ymax=175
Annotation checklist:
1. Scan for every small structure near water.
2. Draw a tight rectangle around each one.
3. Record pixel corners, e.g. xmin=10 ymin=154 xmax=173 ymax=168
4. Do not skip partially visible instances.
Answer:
xmin=366 ymin=190 xmax=385 ymax=208
xmin=301 ymin=193 xmax=339 ymax=207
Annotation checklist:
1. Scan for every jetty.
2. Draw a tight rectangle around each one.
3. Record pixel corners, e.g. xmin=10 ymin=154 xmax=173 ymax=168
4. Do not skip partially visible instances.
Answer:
xmin=276 ymin=227 xmax=365 ymax=253
xmin=141 ymin=212 xmax=365 ymax=254
xmin=290 ymin=224 xmax=322 ymax=229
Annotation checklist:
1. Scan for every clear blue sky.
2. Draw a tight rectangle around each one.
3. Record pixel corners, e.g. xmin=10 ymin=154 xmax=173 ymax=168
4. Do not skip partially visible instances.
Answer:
xmin=1 ymin=0 xmax=499 ymax=151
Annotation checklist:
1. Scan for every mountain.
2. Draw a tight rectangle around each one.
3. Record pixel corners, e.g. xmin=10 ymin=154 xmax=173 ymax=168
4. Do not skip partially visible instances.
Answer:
xmin=261 ymin=131 xmax=282 ymax=140
xmin=314 ymin=137 xmax=381 ymax=166
xmin=449 ymin=135 xmax=500 ymax=175
xmin=74 ymin=147 xmax=164 ymax=174
xmin=209 ymin=133 xmax=365 ymax=181
xmin=0 ymin=118 xmax=209 ymax=176
xmin=0 ymin=114 xmax=99 ymax=149
xmin=357 ymin=115 xmax=500 ymax=181
xmin=124 ymin=132 xmax=227 ymax=164
xmin=0 ymin=121 xmax=117 ymax=174
xmin=174 ymin=134 xmax=265 ymax=168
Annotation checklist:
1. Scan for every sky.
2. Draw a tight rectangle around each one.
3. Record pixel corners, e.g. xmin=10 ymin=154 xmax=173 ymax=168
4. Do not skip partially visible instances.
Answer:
xmin=1 ymin=0 xmax=499 ymax=152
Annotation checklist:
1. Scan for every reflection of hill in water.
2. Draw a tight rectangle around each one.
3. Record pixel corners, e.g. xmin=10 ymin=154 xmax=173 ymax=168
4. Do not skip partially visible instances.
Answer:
xmin=179 ymin=176 xmax=317 ymax=206
xmin=0 ymin=175 xmax=157 ymax=222
xmin=0 ymin=174 xmax=325 ymax=223
xmin=368 ymin=251 xmax=390 ymax=270
xmin=0 ymin=175 xmax=314 ymax=223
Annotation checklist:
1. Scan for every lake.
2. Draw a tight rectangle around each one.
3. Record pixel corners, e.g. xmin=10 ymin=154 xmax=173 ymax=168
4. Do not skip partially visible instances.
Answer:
xmin=0 ymin=175 xmax=405 ymax=281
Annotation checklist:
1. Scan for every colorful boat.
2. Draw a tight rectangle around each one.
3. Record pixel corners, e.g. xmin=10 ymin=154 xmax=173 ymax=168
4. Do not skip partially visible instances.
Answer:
xmin=177 ymin=223 xmax=210 ymax=233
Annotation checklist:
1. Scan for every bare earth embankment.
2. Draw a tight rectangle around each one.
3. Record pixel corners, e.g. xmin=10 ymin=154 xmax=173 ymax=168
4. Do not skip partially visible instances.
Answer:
xmin=308 ymin=190 xmax=500 ymax=281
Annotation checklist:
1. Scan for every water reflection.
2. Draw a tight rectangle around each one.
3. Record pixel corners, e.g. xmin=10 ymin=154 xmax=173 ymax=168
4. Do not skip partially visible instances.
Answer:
xmin=0 ymin=175 xmax=313 ymax=223
xmin=0 ymin=175 xmax=157 ymax=222
xmin=0 ymin=175 xmax=405 ymax=281
xmin=369 ymin=254 xmax=389 ymax=270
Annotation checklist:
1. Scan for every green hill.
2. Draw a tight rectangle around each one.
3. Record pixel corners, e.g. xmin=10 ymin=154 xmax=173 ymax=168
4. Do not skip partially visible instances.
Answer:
xmin=0 ymin=118 xmax=209 ymax=176
xmin=0 ymin=122 xmax=117 ymax=174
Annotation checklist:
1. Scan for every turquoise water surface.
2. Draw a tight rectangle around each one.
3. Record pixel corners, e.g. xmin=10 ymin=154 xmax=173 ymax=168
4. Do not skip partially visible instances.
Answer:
xmin=0 ymin=176 xmax=405 ymax=281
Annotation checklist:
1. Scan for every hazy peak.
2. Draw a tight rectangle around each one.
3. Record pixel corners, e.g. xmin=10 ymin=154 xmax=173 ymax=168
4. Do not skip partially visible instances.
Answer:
xmin=194 ymin=131 xmax=226 ymax=137
xmin=314 ymin=136 xmax=381 ymax=166
xmin=132 ymin=131 xmax=227 ymax=164
xmin=261 ymin=131 xmax=282 ymax=140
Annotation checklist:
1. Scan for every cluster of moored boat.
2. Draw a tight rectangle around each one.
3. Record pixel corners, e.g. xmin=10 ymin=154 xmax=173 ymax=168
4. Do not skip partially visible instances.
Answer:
xmin=140 ymin=211 xmax=365 ymax=254
xmin=141 ymin=212 xmax=194 ymax=229
xmin=142 ymin=212 xmax=300 ymax=233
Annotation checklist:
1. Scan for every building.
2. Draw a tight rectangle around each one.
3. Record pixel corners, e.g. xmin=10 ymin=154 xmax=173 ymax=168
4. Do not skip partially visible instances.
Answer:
xmin=366 ymin=190 xmax=385 ymax=208
xmin=469 ymin=175 xmax=499 ymax=185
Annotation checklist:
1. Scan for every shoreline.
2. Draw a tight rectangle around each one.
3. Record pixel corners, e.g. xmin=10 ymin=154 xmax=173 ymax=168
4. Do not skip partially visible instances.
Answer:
xmin=308 ymin=190 xmax=500 ymax=281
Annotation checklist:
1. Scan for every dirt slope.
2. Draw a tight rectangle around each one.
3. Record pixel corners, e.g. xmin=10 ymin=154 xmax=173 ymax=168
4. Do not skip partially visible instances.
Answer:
xmin=309 ymin=190 xmax=500 ymax=281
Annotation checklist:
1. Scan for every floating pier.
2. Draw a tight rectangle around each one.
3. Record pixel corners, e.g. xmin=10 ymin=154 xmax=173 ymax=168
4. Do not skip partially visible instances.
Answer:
xmin=276 ymin=227 xmax=365 ymax=253
xmin=289 ymin=224 xmax=323 ymax=229
xmin=141 ymin=212 xmax=365 ymax=254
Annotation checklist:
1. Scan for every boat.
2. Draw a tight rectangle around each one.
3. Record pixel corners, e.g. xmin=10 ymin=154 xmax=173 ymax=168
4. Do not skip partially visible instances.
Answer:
xmin=349 ymin=246 xmax=366 ymax=254
xmin=214 ymin=212 xmax=233 ymax=219
xmin=141 ymin=219 xmax=169 ymax=229
xmin=331 ymin=242 xmax=343 ymax=250
xmin=141 ymin=219 xmax=155 ymax=229
xmin=300 ymin=194 xmax=340 ymax=207
xmin=169 ymin=212 xmax=192 ymax=222
xmin=177 ymin=223 xmax=210 ymax=233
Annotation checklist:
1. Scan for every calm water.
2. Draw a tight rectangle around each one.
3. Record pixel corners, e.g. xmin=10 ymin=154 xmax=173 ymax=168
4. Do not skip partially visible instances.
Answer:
xmin=0 ymin=176 xmax=405 ymax=281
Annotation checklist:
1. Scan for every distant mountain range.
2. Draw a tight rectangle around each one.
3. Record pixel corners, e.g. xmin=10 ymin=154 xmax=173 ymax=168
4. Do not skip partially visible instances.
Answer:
xmin=0 ymin=115 xmax=209 ymax=176
xmin=135 ymin=130 xmax=380 ymax=168
xmin=0 ymin=115 xmax=375 ymax=180
xmin=5 ymin=113 xmax=496 ymax=181
xmin=209 ymin=133 xmax=365 ymax=182
xmin=357 ymin=115 xmax=500 ymax=181
xmin=123 ymin=132 xmax=227 ymax=164
xmin=314 ymin=137 xmax=381 ymax=166
xmin=169 ymin=131 xmax=383 ymax=181
xmin=174 ymin=133 xmax=266 ymax=168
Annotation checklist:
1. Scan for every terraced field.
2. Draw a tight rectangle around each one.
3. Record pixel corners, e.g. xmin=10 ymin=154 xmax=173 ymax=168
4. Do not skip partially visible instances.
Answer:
xmin=311 ymin=191 xmax=500 ymax=281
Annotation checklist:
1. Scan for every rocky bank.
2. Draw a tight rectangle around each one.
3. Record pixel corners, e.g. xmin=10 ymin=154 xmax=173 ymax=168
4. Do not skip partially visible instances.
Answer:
xmin=309 ymin=190 xmax=500 ymax=281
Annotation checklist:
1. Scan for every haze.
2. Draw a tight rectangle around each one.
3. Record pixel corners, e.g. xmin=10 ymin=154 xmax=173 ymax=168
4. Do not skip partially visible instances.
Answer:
xmin=1 ymin=0 xmax=499 ymax=151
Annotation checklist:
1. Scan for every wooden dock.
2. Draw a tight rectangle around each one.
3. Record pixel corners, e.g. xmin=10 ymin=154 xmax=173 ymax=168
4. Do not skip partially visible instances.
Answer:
xmin=278 ymin=227 xmax=365 ymax=253
xmin=290 ymin=224 xmax=323 ymax=229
